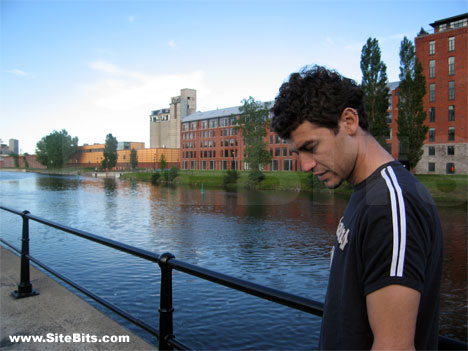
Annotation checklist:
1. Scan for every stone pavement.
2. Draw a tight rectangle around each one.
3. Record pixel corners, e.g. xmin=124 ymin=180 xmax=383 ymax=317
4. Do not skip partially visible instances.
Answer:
xmin=0 ymin=246 xmax=155 ymax=351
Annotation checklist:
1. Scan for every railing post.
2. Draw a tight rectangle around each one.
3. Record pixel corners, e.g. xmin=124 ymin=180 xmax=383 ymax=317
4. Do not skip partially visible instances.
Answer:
xmin=12 ymin=210 xmax=39 ymax=299
xmin=158 ymin=252 xmax=175 ymax=350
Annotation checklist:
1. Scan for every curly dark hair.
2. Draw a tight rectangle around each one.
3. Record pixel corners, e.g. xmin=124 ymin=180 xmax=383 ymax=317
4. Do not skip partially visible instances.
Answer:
xmin=271 ymin=65 xmax=369 ymax=139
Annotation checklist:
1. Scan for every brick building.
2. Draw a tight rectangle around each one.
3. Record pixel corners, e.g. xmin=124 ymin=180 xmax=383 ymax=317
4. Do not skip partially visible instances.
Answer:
xmin=180 ymin=105 xmax=299 ymax=171
xmin=414 ymin=13 xmax=467 ymax=174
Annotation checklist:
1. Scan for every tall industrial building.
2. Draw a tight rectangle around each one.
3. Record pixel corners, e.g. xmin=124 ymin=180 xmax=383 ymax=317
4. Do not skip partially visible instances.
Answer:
xmin=149 ymin=89 xmax=197 ymax=148
xmin=9 ymin=139 xmax=19 ymax=155
xmin=414 ymin=13 xmax=467 ymax=174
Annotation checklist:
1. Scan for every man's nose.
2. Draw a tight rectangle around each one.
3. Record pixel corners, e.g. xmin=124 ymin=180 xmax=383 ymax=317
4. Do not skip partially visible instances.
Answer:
xmin=299 ymin=153 xmax=316 ymax=172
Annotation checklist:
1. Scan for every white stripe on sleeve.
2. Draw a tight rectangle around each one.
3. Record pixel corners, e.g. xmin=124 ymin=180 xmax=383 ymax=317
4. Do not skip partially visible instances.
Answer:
xmin=388 ymin=166 xmax=407 ymax=277
xmin=380 ymin=168 xmax=400 ymax=277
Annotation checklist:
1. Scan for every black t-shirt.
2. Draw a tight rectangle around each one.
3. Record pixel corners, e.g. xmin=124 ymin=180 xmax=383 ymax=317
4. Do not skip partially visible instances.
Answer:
xmin=319 ymin=161 xmax=443 ymax=350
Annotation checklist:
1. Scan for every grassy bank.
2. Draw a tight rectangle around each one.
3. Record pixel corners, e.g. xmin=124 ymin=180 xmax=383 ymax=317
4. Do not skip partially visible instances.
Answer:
xmin=120 ymin=169 xmax=467 ymax=202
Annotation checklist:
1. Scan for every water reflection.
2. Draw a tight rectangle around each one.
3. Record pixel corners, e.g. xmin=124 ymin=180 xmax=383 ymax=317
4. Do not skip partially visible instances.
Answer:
xmin=0 ymin=172 xmax=466 ymax=345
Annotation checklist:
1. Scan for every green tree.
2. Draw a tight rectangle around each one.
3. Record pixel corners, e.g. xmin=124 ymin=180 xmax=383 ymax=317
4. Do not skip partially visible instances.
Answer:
xmin=235 ymin=96 xmax=271 ymax=183
xmin=102 ymin=133 xmax=118 ymax=170
xmin=23 ymin=153 xmax=29 ymax=169
xmin=360 ymin=37 xmax=391 ymax=148
xmin=396 ymin=37 xmax=428 ymax=171
xmin=159 ymin=153 xmax=167 ymax=170
xmin=36 ymin=129 xmax=78 ymax=168
xmin=130 ymin=148 xmax=138 ymax=170
xmin=11 ymin=153 xmax=20 ymax=168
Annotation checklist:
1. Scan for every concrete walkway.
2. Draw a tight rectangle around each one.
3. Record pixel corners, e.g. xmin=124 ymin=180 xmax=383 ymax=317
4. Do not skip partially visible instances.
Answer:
xmin=0 ymin=246 xmax=155 ymax=351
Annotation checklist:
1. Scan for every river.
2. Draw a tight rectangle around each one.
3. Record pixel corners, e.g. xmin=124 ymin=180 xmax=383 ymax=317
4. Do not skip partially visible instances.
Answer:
xmin=0 ymin=171 xmax=466 ymax=349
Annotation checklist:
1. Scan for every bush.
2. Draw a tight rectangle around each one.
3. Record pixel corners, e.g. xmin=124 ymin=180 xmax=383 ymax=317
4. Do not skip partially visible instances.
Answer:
xmin=151 ymin=172 xmax=161 ymax=185
xmin=223 ymin=169 xmax=239 ymax=187
xmin=248 ymin=169 xmax=265 ymax=187
xmin=168 ymin=166 xmax=179 ymax=182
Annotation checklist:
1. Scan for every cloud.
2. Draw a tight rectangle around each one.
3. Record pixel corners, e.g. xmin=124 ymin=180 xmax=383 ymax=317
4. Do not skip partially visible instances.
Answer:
xmin=83 ymin=60 xmax=207 ymax=112
xmin=89 ymin=60 xmax=122 ymax=74
xmin=6 ymin=69 xmax=29 ymax=76
xmin=168 ymin=40 xmax=177 ymax=49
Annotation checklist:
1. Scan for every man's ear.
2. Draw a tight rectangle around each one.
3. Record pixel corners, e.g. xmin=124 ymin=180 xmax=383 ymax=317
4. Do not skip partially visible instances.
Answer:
xmin=339 ymin=108 xmax=359 ymax=135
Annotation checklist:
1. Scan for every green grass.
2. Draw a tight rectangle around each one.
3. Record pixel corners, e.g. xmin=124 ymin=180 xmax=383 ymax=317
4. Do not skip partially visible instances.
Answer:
xmin=119 ymin=170 xmax=467 ymax=202
xmin=415 ymin=174 xmax=468 ymax=203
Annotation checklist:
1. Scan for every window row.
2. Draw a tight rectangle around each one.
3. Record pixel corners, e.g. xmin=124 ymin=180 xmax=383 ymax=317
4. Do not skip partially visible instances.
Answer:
xmin=429 ymin=82 xmax=455 ymax=102
xmin=428 ymin=105 xmax=456 ymax=122
xmin=182 ymin=117 xmax=238 ymax=131
xmin=428 ymin=162 xmax=456 ymax=174
xmin=428 ymin=57 xmax=455 ymax=78
xmin=428 ymin=145 xmax=456 ymax=156
xmin=429 ymin=36 xmax=455 ymax=55
xmin=269 ymin=147 xmax=293 ymax=157
xmin=428 ymin=127 xmax=455 ymax=142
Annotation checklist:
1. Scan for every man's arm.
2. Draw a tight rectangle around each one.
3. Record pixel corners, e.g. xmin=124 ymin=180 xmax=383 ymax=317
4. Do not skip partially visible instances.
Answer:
xmin=366 ymin=284 xmax=421 ymax=350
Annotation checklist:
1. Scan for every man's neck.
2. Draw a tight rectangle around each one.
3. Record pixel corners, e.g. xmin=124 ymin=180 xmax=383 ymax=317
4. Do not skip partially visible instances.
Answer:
xmin=349 ymin=131 xmax=394 ymax=185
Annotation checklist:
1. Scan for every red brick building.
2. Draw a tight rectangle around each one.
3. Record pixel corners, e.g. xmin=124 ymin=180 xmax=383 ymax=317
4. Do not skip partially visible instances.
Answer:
xmin=180 ymin=105 xmax=299 ymax=171
xmin=414 ymin=13 xmax=467 ymax=174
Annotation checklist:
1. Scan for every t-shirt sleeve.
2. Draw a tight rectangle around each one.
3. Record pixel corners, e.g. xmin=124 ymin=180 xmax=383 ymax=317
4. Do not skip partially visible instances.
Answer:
xmin=359 ymin=195 xmax=431 ymax=296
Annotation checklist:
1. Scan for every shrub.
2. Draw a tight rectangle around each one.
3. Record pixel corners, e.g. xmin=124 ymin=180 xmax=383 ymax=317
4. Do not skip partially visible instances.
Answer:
xmin=151 ymin=172 xmax=161 ymax=185
xmin=248 ymin=169 xmax=265 ymax=187
xmin=168 ymin=166 xmax=179 ymax=182
xmin=223 ymin=169 xmax=239 ymax=187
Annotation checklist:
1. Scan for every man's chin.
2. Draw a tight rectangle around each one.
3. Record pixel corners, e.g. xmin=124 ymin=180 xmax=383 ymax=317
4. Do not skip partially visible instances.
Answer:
xmin=323 ymin=179 xmax=343 ymax=190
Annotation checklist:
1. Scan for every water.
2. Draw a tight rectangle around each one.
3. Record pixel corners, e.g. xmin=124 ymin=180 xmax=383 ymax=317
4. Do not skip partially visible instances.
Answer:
xmin=0 ymin=172 xmax=466 ymax=349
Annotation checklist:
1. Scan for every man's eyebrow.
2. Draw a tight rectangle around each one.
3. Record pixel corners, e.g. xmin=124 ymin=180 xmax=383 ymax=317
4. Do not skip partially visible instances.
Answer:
xmin=296 ymin=140 xmax=317 ymax=152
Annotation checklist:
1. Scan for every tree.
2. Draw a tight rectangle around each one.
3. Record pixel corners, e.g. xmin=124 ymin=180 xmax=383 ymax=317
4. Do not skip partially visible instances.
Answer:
xmin=36 ymin=129 xmax=78 ymax=168
xmin=11 ymin=153 xmax=20 ymax=168
xmin=235 ymin=96 xmax=271 ymax=183
xmin=159 ymin=153 xmax=167 ymax=170
xmin=130 ymin=148 xmax=138 ymax=170
xmin=102 ymin=133 xmax=118 ymax=170
xmin=396 ymin=36 xmax=428 ymax=171
xmin=23 ymin=153 xmax=29 ymax=169
xmin=360 ymin=37 xmax=391 ymax=148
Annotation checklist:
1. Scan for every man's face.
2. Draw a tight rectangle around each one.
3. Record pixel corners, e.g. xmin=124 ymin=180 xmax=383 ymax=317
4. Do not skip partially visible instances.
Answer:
xmin=289 ymin=119 xmax=357 ymax=189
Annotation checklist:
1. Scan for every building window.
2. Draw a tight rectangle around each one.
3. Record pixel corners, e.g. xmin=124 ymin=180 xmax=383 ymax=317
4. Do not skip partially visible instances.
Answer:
xmin=428 ymin=163 xmax=435 ymax=172
xmin=439 ymin=24 xmax=447 ymax=31
xmin=284 ymin=159 xmax=292 ymax=171
xmin=448 ymin=81 xmax=455 ymax=100
xmin=191 ymin=160 xmax=196 ymax=169
xmin=210 ymin=160 xmax=215 ymax=170
xmin=448 ymin=37 xmax=455 ymax=51
xmin=447 ymin=146 xmax=455 ymax=155
xmin=428 ymin=146 xmax=435 ymax=156
xmin=271 ymin=160 xmax=279 ymax=171
xmin=429 ymin=84 xmax=436 ymax=102
xmin=448 ymin=127 xmax=455 ymax=141
xmin=275 ymin=148 xmax=280 ymax=157
xmin=429 ymin=128 xmax=435 ymax=142
xmin=429 ymin=107 xmax=435 ymax=122
xmin=448 ymin=57 xmax=455 ymax=76
xmin=221 ymin=160 xmax=227 ymax=170
xmin=429 ymin=41 xmax=435 ymax=55
xmin=429 ymin=60 xmax=436 ymax=78
xmin=446 ymin=163 xmax=455 ymax=174
xmin=448 ymin=105 xmax=455 ymax=121
xmin=282 ymin=148 xmax=287 ymax=156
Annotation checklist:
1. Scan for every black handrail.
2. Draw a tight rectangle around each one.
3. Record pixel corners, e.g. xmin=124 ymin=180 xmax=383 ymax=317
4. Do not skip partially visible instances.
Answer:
xmin=0 ymin=205 xmax=466 ymax=351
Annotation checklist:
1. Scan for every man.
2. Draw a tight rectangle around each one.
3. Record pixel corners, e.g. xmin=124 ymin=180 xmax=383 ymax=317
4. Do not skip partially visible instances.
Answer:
xmin=271 ymin=66 xmax=443 ymax=350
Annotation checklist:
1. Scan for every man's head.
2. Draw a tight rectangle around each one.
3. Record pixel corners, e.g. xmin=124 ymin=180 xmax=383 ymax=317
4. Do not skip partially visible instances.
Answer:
xmin=271 ymin=65 xmax=369 ymax=139
xmin=271 ymin=66 xmax=369 ymax=189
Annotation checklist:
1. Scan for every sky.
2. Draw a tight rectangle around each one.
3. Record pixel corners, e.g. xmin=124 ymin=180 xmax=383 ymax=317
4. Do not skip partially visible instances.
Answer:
xmin=1 ymin=0 xmax=466 ymax=154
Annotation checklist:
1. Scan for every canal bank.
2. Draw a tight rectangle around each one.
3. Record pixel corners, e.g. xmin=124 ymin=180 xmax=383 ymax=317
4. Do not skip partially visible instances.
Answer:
xmin=0 ymin=246 xmax=154 ymax=351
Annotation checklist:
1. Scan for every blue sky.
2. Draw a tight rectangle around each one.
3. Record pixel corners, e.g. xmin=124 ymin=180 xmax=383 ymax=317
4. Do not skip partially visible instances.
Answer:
xmin=1 ymin=0 xmax=466 ymax=154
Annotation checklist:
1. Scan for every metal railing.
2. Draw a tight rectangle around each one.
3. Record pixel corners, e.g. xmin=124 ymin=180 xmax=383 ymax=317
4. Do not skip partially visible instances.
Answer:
xmin=0 ymin=205 xmax=465 ymax=351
